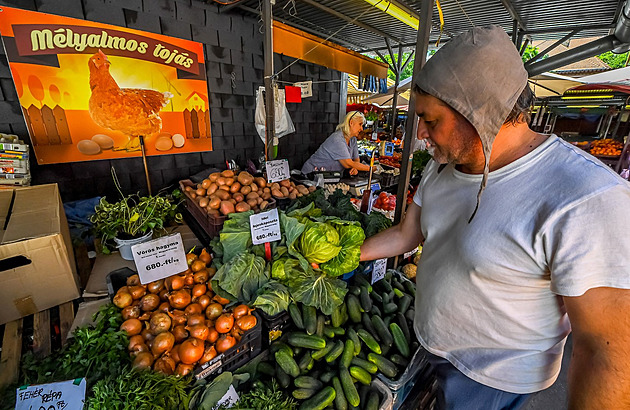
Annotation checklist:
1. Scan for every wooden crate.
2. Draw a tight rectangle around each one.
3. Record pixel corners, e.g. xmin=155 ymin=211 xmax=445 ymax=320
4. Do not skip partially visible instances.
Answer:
xmin=0 ymin=301 xmax=75 ymax=388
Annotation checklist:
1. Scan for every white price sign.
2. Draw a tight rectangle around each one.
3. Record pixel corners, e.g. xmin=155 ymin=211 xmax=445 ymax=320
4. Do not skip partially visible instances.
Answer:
xmin=250 ymin=208 xmax=281 ymax=245
xmin=131 ymin=233 xmax=188 ymax=284
xmin=213 ymin=385 xmax=240 ymax=409
xmin=265 ymin=159 xmax=290 ymax=183
xmin=403 ymin=247 xmax=418 ymax=260
xmin=16 ymin=378 xmax=86 ymax=410
xmin=294 ymin=81 xmax=313 ymax=97
xmin=372 ymin=258 xmax=387 ymax=284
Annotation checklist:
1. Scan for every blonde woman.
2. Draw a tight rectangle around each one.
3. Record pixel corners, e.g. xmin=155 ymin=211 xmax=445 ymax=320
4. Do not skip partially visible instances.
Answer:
xmin=301 ymin=111 xmax=373 ymax=176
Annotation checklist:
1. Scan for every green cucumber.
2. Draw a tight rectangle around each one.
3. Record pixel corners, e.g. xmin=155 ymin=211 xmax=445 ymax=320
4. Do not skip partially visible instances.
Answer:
xmin=257 ymin=361 xmax=276 ymax=376
xmin=371 ymin=315 xmax=393 ymax=346
xmin=332 ymin=376 xmax=348 ymax=410
xmin=347 ymin=295 xmax=362 ymax=323
xmin=405 ymin=309 xmax=415 ymax=323
xmin=359 ymin=287 xmax=372 ymax=313
xmin=350 ymin=285 xmax=361 ymax=296
xmin=403 ymin=280 xmax=416 ymax=297
xmin=362 ymin=313 xmax=379 ymax=341
xmin=359 ymin=385 xmax=370 ymax=407
xmin=384 ymin=316 xmax=393 ymax=327
xmin=316 ymin=315 xmax=326 ymax=337
xmin=393 ymin=288 xmax=404 ymax=298
xmin=350 ymin=357 xmax=378 ymax=374
xmin=289 ymin=303 xmax=304 ymax=329
xmin=289 ymin=333 xmax=327 ymax=350
xmin=295 ymin=376 xmax=323 ymax=390
xmin=370 ymin=292 xmax=383 ymax=304
xmin=298 ymin=386 xmax=336 ymax=410
xmin=354 ymin=274 xmax=372 ymax=292
xmin=347 ymin=328 xmax=361 ymax=355
xmin=398 ymin=295 xmax=413 ymax=314
xmin=340 ymin=339 xmax=355 ymax=368
xmin=331 ymin=305 xmax=343 ymax=328
xmin=270 ymin=341 xmax=292 ymax=356
xmin=389 ymin=323 xmax=410 ymax=357
xmin=392 ymin=279 xmax=405 ymax=292
xmin=293 ymin=388 xmax=317 ymax=400
xmin=367 ymin=353 xmax=398 ymax=378
xmin=341 ymin=303 xmax=349 ymax=325
xmin=389 ymin=354 xmax=408 ymax=367
xmin=275 ymin=349 xmax=300 ymax=378
xmin=298 ymin=352 xmax=315 ymax=371
xmin=382 ymin=291 xmax=390 ymax=305
xmin=339 ymin=368 xmax=360 ymax=407
xmin=319 ymin=369 xmax=336 ymax=383
xmin=396 ymin=313 xmax=411 ymax=342
xmin=324 ymin=326 xmax=346 ymax=338
xmin=276 ymin=363 xmax=291 ymax=389
xmin=365 ymin=391 xmax=379 ymax=410
xmin=370 ymin=305 xmax=382 ymax=317
xmin=379 ymin=279 xmax=393 ymax=293
xmin=325 ymin=340 xmax=345 ymax=363
xmin=357 ymin=329 xmax=381 ymax=354
xmin=303 ymin=305 xmax=318 ymax=335
xmin=349 ymin=366 xmax=372 ymax=386
xmin=312 ymin=341 xmax=335 ymax=361
xmin=383 ymin=302 xmax=398 ymax=314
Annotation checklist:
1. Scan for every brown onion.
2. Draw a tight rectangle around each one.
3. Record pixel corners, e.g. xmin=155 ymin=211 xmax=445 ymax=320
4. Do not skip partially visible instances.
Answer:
xmin=185 ymin=303 xmax=203 ymax=316
xmin=170 ymin=344 xmax=181 ymax=363
xmin=199 ymin=345 xmax=217 ymax=365
xmin=121 ymin=305 xmax=141 ymax=320
xmin=113 ymin=292 xmax=133 ymax=309
xmin=186 ymin=253 xmax=197 ymax=265
xmin=207 ymin=327 xmax=219 ymax=343
xmin=120 ymin=319 xmax=142 ymax=336
xmin=172 ymin=326 xmax=189 ymax=343
xmin=187 ymin=314 xmax=206 ymax=327
xmin=128 ymin=285 xmax=147 ymax=300
xmin=187 ymin=324 xmax=209 ymax=341
xmin=230 ymin=326 xmax=242 ymax=342
xmin=207 ymin=267 xmax=217 ymax=278
xmin=197 ymin=294 xmax=211 ymax=310
xmin=154 ymin=356 xmax=176 ymax=375
xmin=157 ymin=302 xmax=170 ymax=313
xmin=191 ymin=260 xmax=206 ymax=273
xmin=215 ymin=313 xmax=234 ymax=334
xmin=179 ymin=338 xmax=205 ymax=364
xmin=205 ymin=303 xmax=223 ymax=320
xmin=151 ymin=331 xmax=175 ymax=356
xmin=141 ymin=328 xmax=155 ymax=342
xmin=138 ymin=312 xmax=151 ymax=321
xmin=128 ymin=334 xmax=145 ymax=351
xmin=215 ymin=335 xmax=236 ymax=353
xmin=150 ymin=312 xmax=172 ymax=335
xmin=159 ymin=289 xmax=169 ymax=301
xmin=126 ymin=274 xmax=141 ymax=286
xmin=130 ymin=343 xmax=149 ymax=355
xmin=236 ymin=314 xmax=257 ymax=331
xmin=184 ymin=273 xmax=195 ymax=287
xmin=139 ymin=294 xmax=161 ymax=311
xmin=132 ymin=352 xmax=154 ymax=370
xmin=170 ymin=276 xmax=185 ymax=291
xmin=169 ymin=310 xmax=188 ymax=327
xmin=147 ymin=279 xmax=165 ymax=294
xmin=232 ymin=304 xmax=252 ymax=320
xmin=213 ymin=295 xmax=230 ymax=305
xmin=169 ymin=290 xmax=191 ymax=309
xmin=193 ymin=270 xmax=209 ymax=284
xmin=192 ymin=284 xmax=207 ymax=298
xmin=175 ymin=363 xmax=195 ymax=377
xmin=199 ymin=249 xmax=212 ymax=264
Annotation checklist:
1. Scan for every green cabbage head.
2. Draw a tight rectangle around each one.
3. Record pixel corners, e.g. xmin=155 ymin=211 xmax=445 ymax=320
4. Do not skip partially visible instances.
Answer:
xmin=298 ymin=221 xmax=341 ymax=264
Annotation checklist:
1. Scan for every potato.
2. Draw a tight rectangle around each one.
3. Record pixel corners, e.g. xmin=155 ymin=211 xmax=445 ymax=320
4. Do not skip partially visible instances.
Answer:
xmin=230 ymin=182 xmax=241 ymax=194
xmin=221 ymin=170 xmax=235 ymax=178
xmin=201 ymin=179 xmax=212 ymax=189
xmin=297 ymin=193 xmax=303 ymax=197
xmin=184 ymin=186 xmax=193 ymax=192
xmin=207 ymin=183 xmax=219 ymax=195
xmin=289 ymin=191 xmax=297 ymax=200
xmin=216 ymin=177 xmax=227 ymax=186
xmin=198 ymin=197 xmax=209 ymax=208
xmin=214 ymin=190 xmax=230 ymax=201
xmin=240 ymin=185 xmax=252 ymax=195
xmin=208 ymin=197 xmax=221 ymax=210
xmin=207 ymin=208 xmax=220 ymax=216
xmin=219 ymin=201 xmax=235 ymax=215
xmin=209 ymin=172 xmax=221 ymax=182
xmin=238 ymin=172 xmax=254 ymax=186
xmin=261 ymin=192 xmax=271 ymax=200
xmin=229 ymin=199 xmax=236 ymax=205
xmin=224 ymin=177 xmax=234 ymax=186
xmin=196 ymin=188 xmax=206 ymax=196
xmin=290 ymin=181 xmax=296 ymax=188
xmin=190 ymin=193 xmax=197 ymax=199
xmin=280 ymin=186 xmax=289 ymax=197
xmin=232 ymin=193 xmax=244 ymax=203
xmin=247 ymin=198 xmax=258 ymax=208
xmin=270 ymin=183 xmax=280 ymax=191
xmin=250 ymin=183 xmax=258 ymax=192
xmin=271 ymin=189 xmax=284 ymax=198
xmin=246 ymin=192 xmax=259 ymax=200
xmin=254 ymin=177 xmax=267 ymax=188
xmin=219 ymin=185 xmax=231 ymax=192
xmin=235 ymin=202 xmax=251 ymax=213
xmin=260 ymin=200 xmax=269 ymax=211
xmin=263 ymin=187 xmax=270 ymax=194
xmin=308 ymin=186 xmax=316 ymax=192
xmin=280 ymin=179 xmax=291 ymax=188
xmin=256 ymin=196 xmax=263 ymax=205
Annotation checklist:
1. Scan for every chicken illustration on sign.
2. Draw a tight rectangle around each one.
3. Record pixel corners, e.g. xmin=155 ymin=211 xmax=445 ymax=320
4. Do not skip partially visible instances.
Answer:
xmin=88 ymin=50 xmax=172 ymax=152
xmin=0 ymin=6 xmax=212 ymax=164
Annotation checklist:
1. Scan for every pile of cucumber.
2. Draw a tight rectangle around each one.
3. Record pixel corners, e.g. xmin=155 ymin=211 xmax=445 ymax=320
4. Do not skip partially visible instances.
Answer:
xmin=257 ymin=270 xmax=417 ymax=410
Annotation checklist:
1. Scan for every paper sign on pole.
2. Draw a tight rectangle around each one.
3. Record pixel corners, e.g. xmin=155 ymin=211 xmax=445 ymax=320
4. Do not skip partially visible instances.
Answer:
xmin=294 ymin=81 xmax=313 ymax=98
xmin=15 ymin=378 xmax=86 ymax=410
xmin=131 ymin=233 xmax=188 ymax=284
xmin=371 ymin=258 xmax=387 ymax=284
xmin=265 ymin=159 xmax=291 ymax=183
xmin=250 ymin=208 xmax=282 ymax=245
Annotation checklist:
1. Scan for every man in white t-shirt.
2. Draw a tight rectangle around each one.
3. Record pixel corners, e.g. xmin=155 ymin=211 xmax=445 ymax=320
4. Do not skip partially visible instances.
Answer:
xmin=360 ymin=26 xmax=630 ymax=409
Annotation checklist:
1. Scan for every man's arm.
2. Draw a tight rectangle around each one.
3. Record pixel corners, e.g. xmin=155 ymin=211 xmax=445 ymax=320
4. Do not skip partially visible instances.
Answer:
xmin=360 ymin=202 xmax=424 ymax=261
xmin=564 ymin=287 xmax=630 ymax=409
xmin=339 ymin=158 xmax=370 ymax=171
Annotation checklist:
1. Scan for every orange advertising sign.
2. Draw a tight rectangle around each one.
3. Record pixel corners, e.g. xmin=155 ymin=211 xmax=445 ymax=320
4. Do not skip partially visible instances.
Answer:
xmin=0 ymin=6 xmax=212 ymax=164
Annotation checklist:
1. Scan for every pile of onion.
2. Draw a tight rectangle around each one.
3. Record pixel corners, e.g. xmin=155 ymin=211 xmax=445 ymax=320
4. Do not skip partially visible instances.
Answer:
xmin=114 ymin=251 xmax=257 ymax=375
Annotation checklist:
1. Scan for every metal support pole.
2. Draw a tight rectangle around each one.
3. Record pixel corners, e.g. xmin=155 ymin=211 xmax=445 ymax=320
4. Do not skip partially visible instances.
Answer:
xmin=390 ymin=43 xmax=403 ymax=141
xmin=612 ymin=110 xmax=623 ymax=139
xmin=339 ymin=72 xmax=349 ymax=123
xmin=394 ymin=0 xmax=433 ymax=225
xmin=512 ymin=19 xmax=518 ymax=44
xmin=263 ymin=0 xmax=275 ymax=161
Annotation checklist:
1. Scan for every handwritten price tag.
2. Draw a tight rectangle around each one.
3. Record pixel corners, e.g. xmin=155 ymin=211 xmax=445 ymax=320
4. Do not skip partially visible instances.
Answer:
xmin=371 ymin=258 xmax=387 ymax=284
xmin=213 ymin=385 xmax=240 ymax=409
xmin=16 ymin=378 xmax=86 ymax=410
xmin=403 ymin=247 xmax=418 ymax=260
xmin=266 ymin=159 xmax=290 ymax=183
xmin=131 ymin=233 xmax=188 ymax=284
xmin=250 ymin=208 xmax=281 ymax=245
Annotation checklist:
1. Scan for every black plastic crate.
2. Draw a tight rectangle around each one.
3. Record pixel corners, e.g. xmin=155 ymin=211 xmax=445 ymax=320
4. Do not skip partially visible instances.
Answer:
xmin=106 ymin=267 xmax=136 ymax=301
xmin=258 ymin=309 xmax=292 ymax=346
xmin=194 ymin=311 xmax=263 ymax=380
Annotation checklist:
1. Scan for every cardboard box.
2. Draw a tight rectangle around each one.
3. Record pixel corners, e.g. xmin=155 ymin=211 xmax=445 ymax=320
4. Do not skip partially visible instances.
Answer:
xmin=0 ymin=184 xmax=79 ymax=324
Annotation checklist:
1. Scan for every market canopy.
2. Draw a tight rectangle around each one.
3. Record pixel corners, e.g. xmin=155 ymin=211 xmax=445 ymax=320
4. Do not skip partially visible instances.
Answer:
xmin=528 ymin=72 xmax=585 ymax=98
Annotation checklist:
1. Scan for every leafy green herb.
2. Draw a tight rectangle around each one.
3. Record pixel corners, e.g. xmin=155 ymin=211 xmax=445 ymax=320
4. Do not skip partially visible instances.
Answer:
xmin=217 ymin=379 xmax=297 ymax=410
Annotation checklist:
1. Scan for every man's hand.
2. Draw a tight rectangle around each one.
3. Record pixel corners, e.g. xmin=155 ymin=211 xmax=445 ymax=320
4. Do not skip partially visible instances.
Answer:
xmin=349 ymin=168 xmax=358 ymax=176
xmin=564 ymin=287 xmax=630 ymax=409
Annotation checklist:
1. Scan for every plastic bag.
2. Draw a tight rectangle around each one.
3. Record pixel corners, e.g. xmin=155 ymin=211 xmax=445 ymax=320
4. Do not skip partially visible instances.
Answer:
xmin=255 ymin=86 xmax=295 ymax=142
